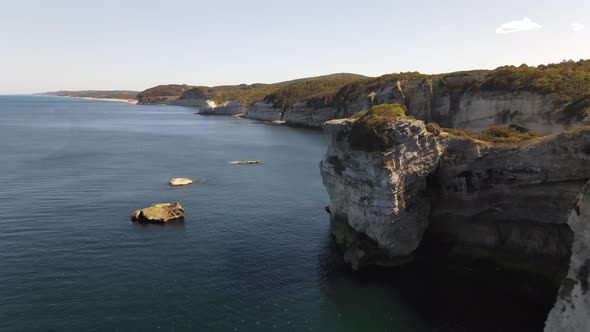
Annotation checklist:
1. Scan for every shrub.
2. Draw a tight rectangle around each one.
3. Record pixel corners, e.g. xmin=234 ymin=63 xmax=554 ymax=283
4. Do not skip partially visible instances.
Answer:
xmin=263 ymin=73 xmax=366 ymax=109
xmin=442 ymin=128 xmax=480 ymax=139
xmin=138 ymin=84 xmax=193 ymax=98
xmin=326 ymin=60 xmax=590 ymax=118
xmin=443 ymin=126 xmax=540 ymax=143
xmin=351 ymin=111 xmax=367 ymax=119
xmin=348 ymin=104 xmax=407 ymax=151
xmin=479 ymin=60 xmax=590 ymax=102
xmin=368 ymin=104 xmax=407 ymax=117
xmin=481 ymin=126 xmax=540 ymax=142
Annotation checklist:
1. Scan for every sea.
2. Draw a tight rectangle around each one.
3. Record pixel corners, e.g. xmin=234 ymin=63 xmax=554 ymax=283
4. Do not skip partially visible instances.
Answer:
xmin=0 ymin=96 xmax=550 ymax=331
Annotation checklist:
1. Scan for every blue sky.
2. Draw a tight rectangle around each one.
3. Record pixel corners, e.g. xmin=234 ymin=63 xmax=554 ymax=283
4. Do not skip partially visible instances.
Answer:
xmin=0 ymin=0 xmax=588 ymax=94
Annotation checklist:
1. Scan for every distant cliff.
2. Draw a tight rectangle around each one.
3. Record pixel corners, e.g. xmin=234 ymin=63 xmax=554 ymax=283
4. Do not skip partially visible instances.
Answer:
xmin=136 ymin=74 xmax=367 ymax=116
xmin=136 ymin=85 xmax=194 ymax=105
xmin=248 ymin=62 xmax=590 ymax=133
xmin=136 ymin=60 xmax=590 ymax=134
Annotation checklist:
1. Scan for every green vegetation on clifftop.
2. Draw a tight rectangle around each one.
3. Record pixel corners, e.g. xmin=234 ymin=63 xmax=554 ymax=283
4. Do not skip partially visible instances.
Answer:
xmin=170 ymin=74 xmax=366 ymax=108
xmin=348 ymin=104 xmax=408 ymax=151
xmin=262 ymin=74 xmax=365 ymax=109
xmin=478 ymin=60 xmax=590 ymax=122
xmin=137 ymin=84 xmax=194 ymax=98
xmin=136 ymin=59 xmax=590 ymax=120
xmin=443 ymin=126 xmax=541 ymax=143
xmin=479 ymin=60 xmax=590 ymax=102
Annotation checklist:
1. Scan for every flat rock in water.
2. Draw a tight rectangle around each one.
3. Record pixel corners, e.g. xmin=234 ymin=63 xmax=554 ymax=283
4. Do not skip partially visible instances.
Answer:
xmin=228 ymin=160 xmax=261 ymax=165
xmin=169 ymin=178 xmax=193 ymax=186
xmin=131 ymin=202 xmax=185 ymax=223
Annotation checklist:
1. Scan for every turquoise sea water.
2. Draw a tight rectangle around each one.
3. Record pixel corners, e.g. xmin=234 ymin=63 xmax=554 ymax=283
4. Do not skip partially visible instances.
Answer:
xmin=0 ymin=96 xmax=550 ymax=331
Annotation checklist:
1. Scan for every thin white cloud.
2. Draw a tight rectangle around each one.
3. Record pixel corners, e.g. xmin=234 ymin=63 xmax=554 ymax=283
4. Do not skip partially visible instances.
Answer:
xmin=496 ymin=17 xmax=542 ymax=34
xmin=572 ymin=22 xmax=585 ymax=31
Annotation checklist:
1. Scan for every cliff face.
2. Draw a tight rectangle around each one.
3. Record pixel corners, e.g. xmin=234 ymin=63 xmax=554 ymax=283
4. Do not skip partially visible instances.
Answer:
xmin=243 ymin=100 xmax=337 ymax=123
xmin=240 ymin=75 xmax=585 ymax=133
xmin=320 ymin=118 xmax=590 ymax=269
xmin=545 ymin=181 xmax=590 ymax=332
xmin=321 ymin=116 xmax=590 ymax=330
xmin=135 ymin=61 xmax=590 ymax=132
xmin=320 ymin=118 xmax=443 ymax=267
xmin=282 ymin=102 xmax=340 ymax=127
xmin=137 ymin=85 xmax=246 ymax=115
xmin=198 ymin=100 xmax=246 ymax=116
xmin=343 ymin=75 xmax=579 ymax=134
xmin=243 ymin=101 xmax=283 ymax=122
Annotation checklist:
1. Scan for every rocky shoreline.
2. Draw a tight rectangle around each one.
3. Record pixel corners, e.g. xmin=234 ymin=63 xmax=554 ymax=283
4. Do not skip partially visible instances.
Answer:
xmin=136 ymin=65 xmax=590 ymax=134
xmin=131 ymin=63 xmax=590 ymax=329
xmin=41 ymin=61 xmax=590 ymax=330
xmin=77 ymin=97 xmax=138 ymax=104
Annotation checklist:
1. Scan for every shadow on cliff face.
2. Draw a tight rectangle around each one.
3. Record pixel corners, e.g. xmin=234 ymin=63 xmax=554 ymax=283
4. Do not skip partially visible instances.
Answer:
xmin=318 ymin=228 xmax=566 ymax=332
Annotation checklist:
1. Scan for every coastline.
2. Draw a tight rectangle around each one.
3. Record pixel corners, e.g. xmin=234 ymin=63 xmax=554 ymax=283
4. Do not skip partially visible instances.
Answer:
xmin=77 ymin=97 xmax=138 ymax=104
xmin=35 ymin=95 xmax=139 ymax=104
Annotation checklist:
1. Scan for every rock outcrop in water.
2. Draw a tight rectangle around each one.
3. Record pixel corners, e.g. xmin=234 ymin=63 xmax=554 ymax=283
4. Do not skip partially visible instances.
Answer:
xmin=228 ymin=160 xmax=260 ymax=165
xmin=131 ymin=202 xmax=185 ymax=223
xmin=169 ymin=178 xmax=193 ymax=186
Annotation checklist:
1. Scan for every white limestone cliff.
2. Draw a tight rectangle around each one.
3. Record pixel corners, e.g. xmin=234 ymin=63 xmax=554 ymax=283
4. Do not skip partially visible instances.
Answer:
xmin=545 ymin=181 xmax=590 ymax=332
xmin=320 ymin=117 xmax=590 ymax=268
xmin=240 ymin=76 xmax=586 ymax=132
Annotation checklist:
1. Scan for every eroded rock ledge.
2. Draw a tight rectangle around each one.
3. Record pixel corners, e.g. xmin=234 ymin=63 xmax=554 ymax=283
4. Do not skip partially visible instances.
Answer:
xmin=320 ymin=118 xmax=590 ymax=269
xmin=320 ymin=116 xmax=590 ymax=329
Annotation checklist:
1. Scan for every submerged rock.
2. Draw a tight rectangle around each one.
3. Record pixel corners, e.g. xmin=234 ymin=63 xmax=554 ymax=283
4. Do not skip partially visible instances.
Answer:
xmin=131 ymin=202 xmax=185 ymax=223
xmin=228 ymin=160 xmax=260 ymax=165
xmin=169 ymin=178 xmax=193 ymax=186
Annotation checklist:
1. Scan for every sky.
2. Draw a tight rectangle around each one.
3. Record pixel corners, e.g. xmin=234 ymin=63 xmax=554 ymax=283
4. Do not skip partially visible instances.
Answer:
xmin=0 ymin=0 xmax=588 ymax=94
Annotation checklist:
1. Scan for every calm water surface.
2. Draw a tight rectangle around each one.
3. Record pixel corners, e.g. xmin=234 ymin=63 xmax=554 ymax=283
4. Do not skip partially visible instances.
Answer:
xmin=0 ymin=96 xmax=553 ymax=332
xmin=0 ymin=96 xmax=427 ymax=331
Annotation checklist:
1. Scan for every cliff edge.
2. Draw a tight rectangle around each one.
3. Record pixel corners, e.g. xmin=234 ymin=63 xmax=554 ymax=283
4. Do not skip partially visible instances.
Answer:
xmin=321 ymin=114 xmax=590 ymax=269
xmin=545 ymin=181 xmax=590 ymax=331
xmin=136 ymin=60 xmax=590 ymax=133
xmin=319 ymin=107 xmax=590 ymax=329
